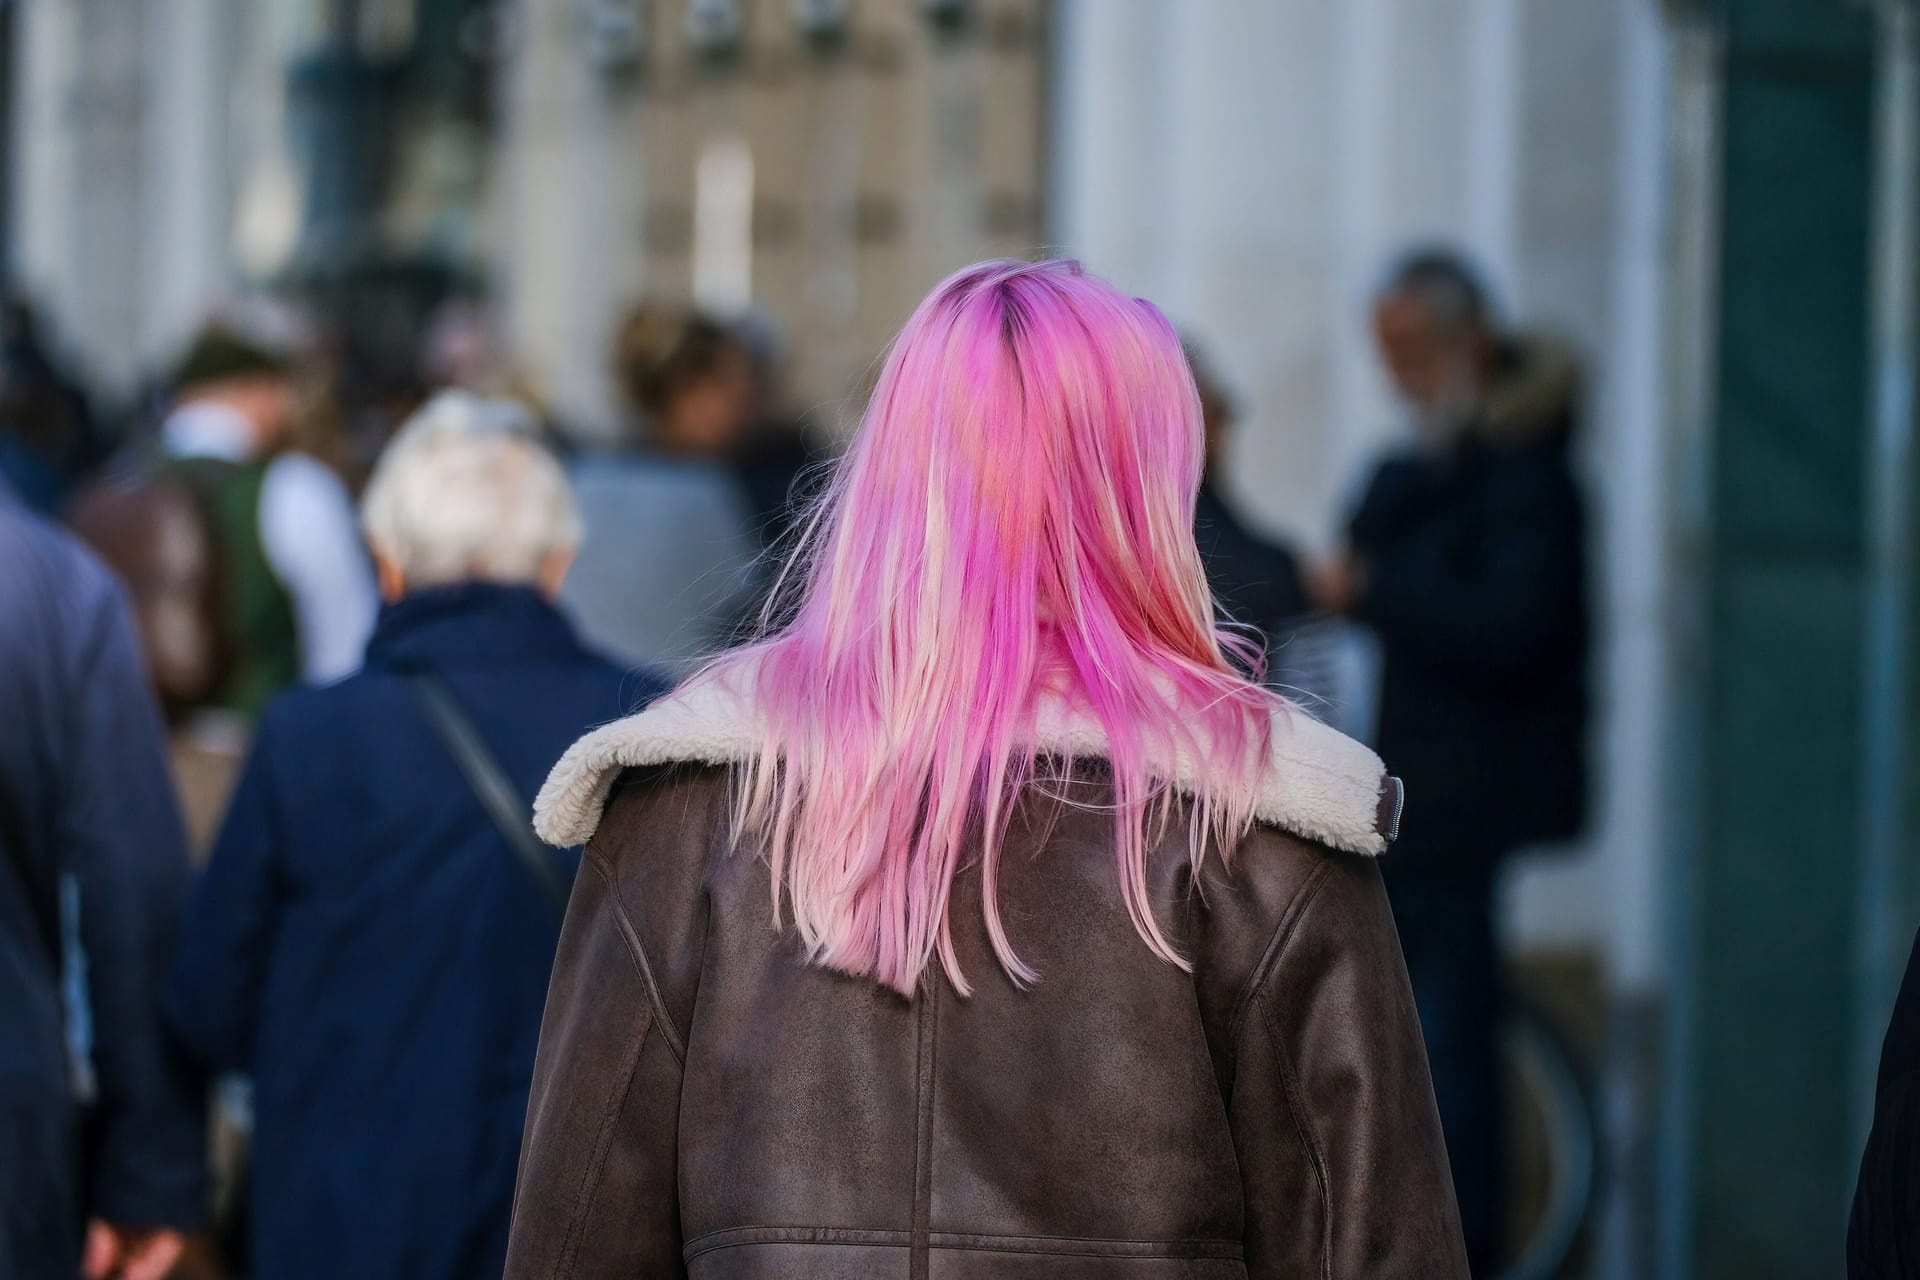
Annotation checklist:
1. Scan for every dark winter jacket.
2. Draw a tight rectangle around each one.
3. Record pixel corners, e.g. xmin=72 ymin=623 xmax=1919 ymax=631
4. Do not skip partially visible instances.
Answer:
xmin=502 ymin=678 xmax=1467 ymax=1278
xmin=1347 ymin=338 xmax=1591 ymax=864
xmin=0 ymin=498 xmax=204 ymax=1276
xmin=166 ymin=583 xmax=665 ymax=1280
xmin=1195 ymin=478 xmax=1310 ymax=668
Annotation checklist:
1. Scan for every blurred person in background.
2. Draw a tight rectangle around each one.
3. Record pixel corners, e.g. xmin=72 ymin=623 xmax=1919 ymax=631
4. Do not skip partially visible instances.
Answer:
xmin=157 ymin=324 xmax=377 ymax=708
xmin=1185 ymin=339 xmax=1311 ymax=681
xmin=166 ymin=391 xmax=665 ymax=1280
xmin=0 ymin=494 xmax=204 ymax=1279
xmin=1852 ymin=927 xmax=1920 ymax=1276
xmin=0 ymin=294 xmax=99 ymax=513
xmin=730 ymin=306 xmax=828 ymax=553
xmin=1314 ymin=248 xmax=1590 ymax=1272
xmin=69 ymin=322 xmax=378 ymax=723
xmin=561 ymin=300 xmax=768 ymax=671
xmin=422 ymin=296 xmax=573 ymax=450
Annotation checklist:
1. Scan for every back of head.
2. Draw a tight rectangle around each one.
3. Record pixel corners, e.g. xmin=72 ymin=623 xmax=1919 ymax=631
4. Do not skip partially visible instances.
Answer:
xmin=611 ymin=301 xmax=746 ymax=436
xmin=698 ymin=259 xmax=1279 ymax=996
xmin=1377 ymin=247 xmax=1494 ymax=336
xmin=171 ymin=324 xmax=294 ymax=398
xmin=361 ymin=390 xmax=581 ymax=590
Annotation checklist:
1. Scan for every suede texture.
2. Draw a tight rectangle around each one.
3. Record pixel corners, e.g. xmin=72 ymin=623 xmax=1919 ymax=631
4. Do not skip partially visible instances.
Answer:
xmin=504 ymin=765 xmax=1468 ymax=1279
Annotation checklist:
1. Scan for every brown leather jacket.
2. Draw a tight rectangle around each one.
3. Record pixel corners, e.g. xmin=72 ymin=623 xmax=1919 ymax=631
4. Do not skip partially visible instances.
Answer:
xmin=505 ymin=685 xmax=1468 ymax=1279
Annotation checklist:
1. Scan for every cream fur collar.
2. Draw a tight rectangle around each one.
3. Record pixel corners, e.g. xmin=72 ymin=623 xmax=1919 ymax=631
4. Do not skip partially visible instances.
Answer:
xmin=535 ymin=678 xmax=1398 ymax=857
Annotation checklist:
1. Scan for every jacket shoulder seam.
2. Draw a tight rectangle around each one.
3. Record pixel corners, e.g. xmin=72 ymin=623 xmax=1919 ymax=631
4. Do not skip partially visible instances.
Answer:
xmin=583 ymin=848 xmax=688 ymax=1066
xmin=1227 ymin=855 xmax=1338 ymax=1044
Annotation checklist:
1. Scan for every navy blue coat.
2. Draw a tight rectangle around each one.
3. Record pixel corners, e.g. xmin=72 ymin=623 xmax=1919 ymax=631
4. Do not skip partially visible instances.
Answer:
xmin=166 ymin=583 xmax=664 ymax=1280
xmin=0 ymin=499 xmax=204 ymax=1275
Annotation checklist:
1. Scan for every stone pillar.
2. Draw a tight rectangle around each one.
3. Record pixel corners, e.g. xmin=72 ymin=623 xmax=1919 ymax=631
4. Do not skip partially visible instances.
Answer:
xmin=10 ymin=0 xmax=245 ymax=392
xmin=1667 ymin=3 xmax=1878 ymax=1274
xmin=491 ymin=0 xmax=630 ymax=436
xmin=144 ymin=0 xmax=237 ymax=357
xmin=12 ymin=0 xmax=155 ymax=390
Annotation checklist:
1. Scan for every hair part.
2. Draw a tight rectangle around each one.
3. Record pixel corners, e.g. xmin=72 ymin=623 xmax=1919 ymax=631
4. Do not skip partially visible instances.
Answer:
xmin=361 ymin=390 xmax=581 ymax=589
xmin=691 ymin=259 xmax=1281 ymax=997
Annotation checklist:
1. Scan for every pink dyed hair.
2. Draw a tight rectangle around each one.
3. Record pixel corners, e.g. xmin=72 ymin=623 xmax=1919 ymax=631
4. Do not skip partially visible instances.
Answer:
xmin=696 ymin=259 xmax=1281 ymax=996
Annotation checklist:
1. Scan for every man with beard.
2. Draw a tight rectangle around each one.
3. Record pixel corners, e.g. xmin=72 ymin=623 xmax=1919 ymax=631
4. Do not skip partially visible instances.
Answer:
xmin=1315 ymin=250 xmax=1591 ymax=1274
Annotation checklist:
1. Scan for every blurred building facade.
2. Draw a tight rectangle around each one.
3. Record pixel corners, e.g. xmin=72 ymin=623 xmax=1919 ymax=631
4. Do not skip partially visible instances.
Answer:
xmin=6 ymin=1 xmax=1918 ymax=1278
xmin=493 ymin=0 xmax=1048 ymax=436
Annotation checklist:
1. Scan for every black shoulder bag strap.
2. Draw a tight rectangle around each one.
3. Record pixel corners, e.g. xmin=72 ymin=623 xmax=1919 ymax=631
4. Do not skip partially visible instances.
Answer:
xmin=407 ymin=673 xmax=573 ymax=915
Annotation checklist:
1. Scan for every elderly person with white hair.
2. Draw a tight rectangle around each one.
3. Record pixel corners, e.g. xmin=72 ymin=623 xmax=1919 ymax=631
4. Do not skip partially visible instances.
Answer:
xmin=165 ymin=392 xmax=665 ymax=1280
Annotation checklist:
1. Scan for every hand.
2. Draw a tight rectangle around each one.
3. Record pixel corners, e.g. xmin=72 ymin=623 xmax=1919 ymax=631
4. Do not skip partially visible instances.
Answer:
xmin=1309 ymin=557 xmax=1366 ymax=615
xmin=82 ymin=1221 xmax=185 ymax=1280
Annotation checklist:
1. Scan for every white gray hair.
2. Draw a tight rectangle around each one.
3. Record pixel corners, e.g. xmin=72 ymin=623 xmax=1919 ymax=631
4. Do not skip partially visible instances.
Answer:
xmin=361 ymin=390 xmax=581 ymax=588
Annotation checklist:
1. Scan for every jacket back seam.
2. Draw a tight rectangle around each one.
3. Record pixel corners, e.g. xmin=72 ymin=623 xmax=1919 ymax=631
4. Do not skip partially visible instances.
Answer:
xmin=910 ymin=978 xmax=940 ymax=1280
xmin=682 ymin=1226 xmax=1244 ymax=1263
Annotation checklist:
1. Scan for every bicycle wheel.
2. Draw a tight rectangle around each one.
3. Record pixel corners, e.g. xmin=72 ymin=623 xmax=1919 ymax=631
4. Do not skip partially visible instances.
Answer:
xmin=1494 ymin=989 xmax=1603 ymax=1280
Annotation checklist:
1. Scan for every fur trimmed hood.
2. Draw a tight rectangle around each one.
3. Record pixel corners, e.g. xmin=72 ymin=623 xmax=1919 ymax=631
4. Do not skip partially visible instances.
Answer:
xmin=536 ymin=677 xmax=1401 ymax=857
xmin=1480 ymin=332 xmax=1582 ymax=442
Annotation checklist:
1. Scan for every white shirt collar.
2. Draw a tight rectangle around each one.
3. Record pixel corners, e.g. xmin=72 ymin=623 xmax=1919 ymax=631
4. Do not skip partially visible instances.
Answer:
xmin=161 ymin=401 xmax=260 ymax=463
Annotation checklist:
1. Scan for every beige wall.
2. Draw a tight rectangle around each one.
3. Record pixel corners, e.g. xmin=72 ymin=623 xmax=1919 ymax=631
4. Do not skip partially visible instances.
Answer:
xmin=491 ymin=0 xmax=1051 ymax=440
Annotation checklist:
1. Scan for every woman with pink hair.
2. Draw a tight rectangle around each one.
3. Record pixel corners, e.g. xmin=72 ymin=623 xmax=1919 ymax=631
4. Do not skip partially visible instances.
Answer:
xmin=505 ymin=260 xmax=1467 ymax=1279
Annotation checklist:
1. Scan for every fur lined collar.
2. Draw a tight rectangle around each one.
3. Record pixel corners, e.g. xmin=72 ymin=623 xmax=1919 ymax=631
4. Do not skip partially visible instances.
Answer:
xmin=536 ymin=678 xmax=1398 ymax=857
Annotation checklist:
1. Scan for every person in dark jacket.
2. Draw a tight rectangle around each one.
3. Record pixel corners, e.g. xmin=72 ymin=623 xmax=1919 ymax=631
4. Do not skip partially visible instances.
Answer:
xmin=1185 ymin=339 xmax=1311 ymax=678
xmin=1852 ymin=928 xmax=1920 ymax=1276
xmin=0 ymin=295 xmax=99 ymax=514
xmin=0 ymin=495 xmax=204 ymax=1280
xmin=166 ymin=392 xmax=666 ymax=1280
xmin=1315 ymin=249 xmax=1591 ymax=1272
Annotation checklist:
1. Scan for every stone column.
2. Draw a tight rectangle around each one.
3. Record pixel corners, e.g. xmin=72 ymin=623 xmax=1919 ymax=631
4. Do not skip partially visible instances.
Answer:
xmin=12 ymin=0 xmax=155 ymax=391
xmin=143 ymin=0 xmax=237 ymax=359
xmin=1667 ymin=3 xmax=1878 ymax=1274
xmin=491 ymin=0 xmax=630 ymax=437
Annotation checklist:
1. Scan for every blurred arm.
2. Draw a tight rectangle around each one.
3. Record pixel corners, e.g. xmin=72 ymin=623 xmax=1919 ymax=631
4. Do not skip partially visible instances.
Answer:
xmin=504 ymin=850 xmax=686 ymax=1280
xmin=259 ymin=453 xmax=377 ymax=682
xmin=1231 ymin=856 xmax=1469 ymax=1279
xmin=63 ymin=576 xmax=206 ymax=1230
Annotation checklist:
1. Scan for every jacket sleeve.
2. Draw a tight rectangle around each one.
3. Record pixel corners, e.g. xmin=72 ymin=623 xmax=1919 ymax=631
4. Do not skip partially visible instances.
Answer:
xmin=1352 ymin=453 xmax=1583 ymax=679
xmin=165 ymin=711 xmax=287 ymax=1072
xmin=63 ymin=575 xmax=207 ymax=1230
xmin=1230 ymin=855 xmax=1469 ymax=1279
xmin=504 ymin=849 xmax=686 ymax=1280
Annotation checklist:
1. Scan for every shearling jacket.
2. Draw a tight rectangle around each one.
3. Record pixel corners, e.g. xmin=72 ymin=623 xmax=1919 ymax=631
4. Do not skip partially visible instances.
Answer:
xmin=504 ymin=680 xmax=1469 ymax=1279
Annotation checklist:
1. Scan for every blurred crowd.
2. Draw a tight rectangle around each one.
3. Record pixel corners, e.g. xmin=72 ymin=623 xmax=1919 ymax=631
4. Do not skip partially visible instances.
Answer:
xmin=0 ymin=247 xmax=1591 ymax=1280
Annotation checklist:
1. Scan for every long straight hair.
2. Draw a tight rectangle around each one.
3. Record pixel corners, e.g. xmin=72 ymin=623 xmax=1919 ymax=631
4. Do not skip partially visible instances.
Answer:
xmin=696 ymin=259 xmax=1281 ymax=996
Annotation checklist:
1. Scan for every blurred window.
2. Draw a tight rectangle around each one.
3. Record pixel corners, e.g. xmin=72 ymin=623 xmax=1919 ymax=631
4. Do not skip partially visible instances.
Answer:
xmin=694 ymin=137 xmax=755 ymax=316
